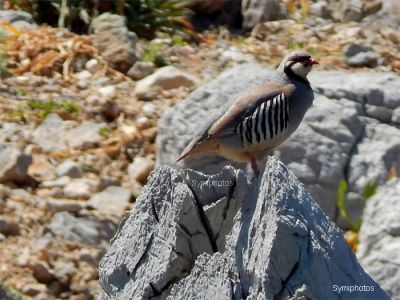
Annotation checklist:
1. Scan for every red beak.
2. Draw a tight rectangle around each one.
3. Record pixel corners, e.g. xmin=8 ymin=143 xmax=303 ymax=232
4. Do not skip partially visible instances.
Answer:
xmin=309 ymin=58 xmax=319 ymax=65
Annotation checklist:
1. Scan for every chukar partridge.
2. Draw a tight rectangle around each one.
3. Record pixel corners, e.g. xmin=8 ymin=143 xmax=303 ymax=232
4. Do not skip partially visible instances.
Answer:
xmin=177 ymin=50 xmax=319 ymax=176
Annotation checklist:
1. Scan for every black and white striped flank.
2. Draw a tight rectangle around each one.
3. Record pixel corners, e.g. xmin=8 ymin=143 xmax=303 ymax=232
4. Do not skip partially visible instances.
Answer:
xmin=236 ymin=93 xmax=289 ymax=148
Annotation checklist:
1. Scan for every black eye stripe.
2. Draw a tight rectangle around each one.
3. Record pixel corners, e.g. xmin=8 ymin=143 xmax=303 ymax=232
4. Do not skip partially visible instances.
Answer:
xmin=293 ymin=56 xmax=311 ymax=63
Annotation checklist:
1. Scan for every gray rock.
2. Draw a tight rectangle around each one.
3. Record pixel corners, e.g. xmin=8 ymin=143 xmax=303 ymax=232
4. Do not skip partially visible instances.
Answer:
xmin=63 ymin=178 xmax=98 ymax=199
xmin=65 ymin=122 xmax=105 ymax=150
xmin=32 ymin=114 xmax=106 ymax=151
xmin=347 ymin=51 xmax=379 ymax=68
xmin=392 ymin=107 xmax=400 ymax=124
xmin=342 ymin=0 xmax=363 ymax=22
xmin=88 ymin=186 xmax=131 ymax=216
xmin=0 ymin=10 xmax=34 ymax=23
xmin=0 ymin=10 xmax=36 ymax=35
xmin=99 ymin=159 xmax=388 ymax=299
xmin=55 ymin=160 xmax=82 ymax=178
xmin=348 ymin=122 xmax=400 ymax=194
xmin=0 ymin=144 xmax=32 ymax=184
xmin=343 ymin=43 xmax=370 ymax=58
xmin=0 ymin=217 xmax=20 ymax=236
xmin=38 ymin=198 xmax=86 ymax=213
xmin=310 ymin=0 xmax=331 ymax=18
xmin=135 ymin=66 xmax=199 ymax=100
xmin=241 ymin=0 xmax=283 ymax=28
xmin=358 ymin=179 xmax=400 ymax=299
xmin=90 ymin=13 xmax=139 ymax=73
xmin=127 ymin=61 xmax=155 ymax=80
xmin=48 ymin=212 xmax=116 ymax=245
xmin=32 ymin=113 xmax=69 ymax=152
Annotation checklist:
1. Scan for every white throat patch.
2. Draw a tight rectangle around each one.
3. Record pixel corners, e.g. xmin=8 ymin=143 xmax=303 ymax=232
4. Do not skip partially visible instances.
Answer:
xmin=289 ymin=62 xmax=312 ymax=79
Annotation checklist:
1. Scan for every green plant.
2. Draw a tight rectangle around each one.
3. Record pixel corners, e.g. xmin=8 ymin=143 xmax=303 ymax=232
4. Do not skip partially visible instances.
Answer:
xmin=337 ymin=179 xmax=378 ymax=233
xmin=98 ymin=127 xmax=112 ymax=138
xmin=7 ymin=0 xmax=191 ymax=37
xmin=289 ymin=40 xmax=305 ymax=50
xmin=11 ymin=99 xmax=79 ymax=121
xmin=142 ymin=43 xmax=166 ymax=67
xmin=1 ymin=284 xmax=23 ymax=300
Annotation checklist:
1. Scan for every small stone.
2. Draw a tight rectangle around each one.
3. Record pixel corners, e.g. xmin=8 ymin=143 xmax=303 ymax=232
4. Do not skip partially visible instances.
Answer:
xmin=88 ymin=186 xmax=131 ymax=216
xmin=56 ymin=160 xmax=83 ymax=178
xmin=85 ymin=59 xmax=99 ymax=74
xmin=342 ymin=43 xmax=370 ymax=58
xmin=28 ymin=154 xmax=56 ymax=182
xmin=22 ymin=283 xmax=47 ymax=296
xmin=0 ymin=217 xmax=20 ymax=236
xmin=0 ymin=144 xmax=32 ymax=184
xmin=63 ymin=178 xmax=98 ymax=199
xmin=342 ymin=0 xmax=363 ymax=22
xmin=42 ymin=176 xmax=71 ymax=188
xmin=77 ymin=79 xmax=90 ymax=90
xmin=99 ymin=85 xmax=116 ymax=98
xmin=65 ymin=122 xmax=106 ymax=150
xmin=127 ymin=61 xmax=155 ymax=80
xmin=130 ymin=179 xmax=143 ymax=200
xmin=73 ymin=70 xmax=92 ymax=80
xmin=142 ymin=103 xmax=157 ymax=114
xmin=347 ymin=51 xmax=379 ymax=68
xmin=48 ymin=212 xmax=116 ymax=245
xmin=38 ymin=198 xmax=85 ymax=213
xmin=135 ymin=66 xmax=198 ymax=100
xmin=310 ymin=1 xmax=331 ymax=18
xmin=30 ymin=261 xmax=55 ymax=284
xmin=362 ymin=0 xmax=382 ymax=16
xmin=128 ymin=157 xmax=155 ymax=184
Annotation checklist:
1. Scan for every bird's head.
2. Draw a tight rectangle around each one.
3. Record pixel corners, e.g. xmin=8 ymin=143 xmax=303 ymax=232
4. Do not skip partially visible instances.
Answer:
xmin=279 ymin=50 xmax=319 ymax=80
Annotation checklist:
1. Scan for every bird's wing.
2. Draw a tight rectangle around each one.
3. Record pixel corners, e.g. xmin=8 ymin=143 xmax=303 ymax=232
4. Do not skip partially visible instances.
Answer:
xmin=208 ymin=83 xmax=293 ymax=138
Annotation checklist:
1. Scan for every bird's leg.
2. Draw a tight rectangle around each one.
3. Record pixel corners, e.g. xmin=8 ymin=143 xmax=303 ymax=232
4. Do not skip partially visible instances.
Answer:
xmin=250 ymin=156 xmax=260 ymax=177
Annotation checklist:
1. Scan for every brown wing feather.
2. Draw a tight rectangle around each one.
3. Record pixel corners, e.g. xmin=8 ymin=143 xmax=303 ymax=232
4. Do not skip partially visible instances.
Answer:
xmin=208 ymin=83 xmax=285 ymax=137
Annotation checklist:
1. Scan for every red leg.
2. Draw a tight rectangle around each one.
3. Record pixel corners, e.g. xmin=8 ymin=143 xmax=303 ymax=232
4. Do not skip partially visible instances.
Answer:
xmin=250 ymin=156 xmax=260 ymax=177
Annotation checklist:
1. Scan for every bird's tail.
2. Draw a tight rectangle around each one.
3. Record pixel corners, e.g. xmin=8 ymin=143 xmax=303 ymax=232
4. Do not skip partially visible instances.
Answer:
xmin=176 ymin=138 xmax=218 ymax=162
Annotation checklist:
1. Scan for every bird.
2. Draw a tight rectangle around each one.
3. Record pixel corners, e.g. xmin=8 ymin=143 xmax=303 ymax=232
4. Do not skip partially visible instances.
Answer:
xmin=176 ymin=50 xmax=319 ymax=176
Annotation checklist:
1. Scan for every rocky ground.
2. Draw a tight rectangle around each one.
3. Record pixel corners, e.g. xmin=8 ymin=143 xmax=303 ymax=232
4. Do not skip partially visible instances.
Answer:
xmin=0 ymin=1 xmax=399 ymax=299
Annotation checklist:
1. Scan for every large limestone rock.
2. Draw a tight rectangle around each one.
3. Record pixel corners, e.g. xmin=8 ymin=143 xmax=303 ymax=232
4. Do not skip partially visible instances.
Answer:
xmin=157 ymin=63 xmax=400 ymax=222
xmin=358 ymin=179 xmax=400 ymax=299
xmin=99 ymin=158 xmax=387 ymax=299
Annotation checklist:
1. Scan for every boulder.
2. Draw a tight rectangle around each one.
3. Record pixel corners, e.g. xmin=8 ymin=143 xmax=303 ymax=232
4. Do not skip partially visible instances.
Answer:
xmin=358 ymin=179 xmax=400 ymax=299
xmin=90 ymin=13 xmax=139 ymax=73
xmin=99 ymin=158 xmax=388 ymax=299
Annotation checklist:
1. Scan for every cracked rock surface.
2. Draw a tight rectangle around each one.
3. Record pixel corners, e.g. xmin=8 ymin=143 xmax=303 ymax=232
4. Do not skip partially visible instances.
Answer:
xmin=157 ymin=64 xmax=400 ymax=224
xmin=357 ymin=178 xmax=400 ymax=299
xmin=99 ymin=157 xmax=387 ymax=299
